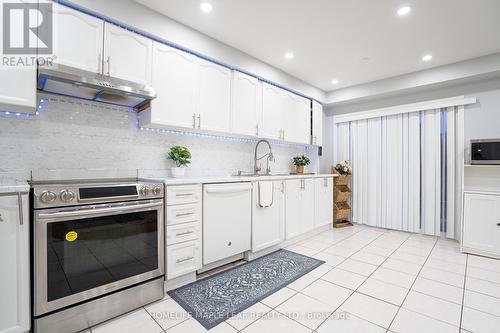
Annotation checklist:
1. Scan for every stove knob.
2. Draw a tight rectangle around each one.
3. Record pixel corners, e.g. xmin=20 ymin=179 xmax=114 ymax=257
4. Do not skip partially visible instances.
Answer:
xmin=60 ymin=190 xmax=75 ymax=202
xmin=40 ymin=190 xmax=57 ymax=203
xmin=152 ymin=185 xmax=162 ymax=196
xmin=140 ymin=186 xmax=150 ymax=196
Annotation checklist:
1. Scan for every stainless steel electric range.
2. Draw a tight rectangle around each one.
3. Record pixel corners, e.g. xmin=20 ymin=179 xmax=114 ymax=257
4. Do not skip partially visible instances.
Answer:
xmin=30 ymin=179 xmax=165 ymax=333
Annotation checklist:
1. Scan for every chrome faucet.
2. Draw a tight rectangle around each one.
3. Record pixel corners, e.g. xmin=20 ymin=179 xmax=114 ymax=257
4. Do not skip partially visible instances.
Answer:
xmin=254 ymin=139 xmax=274 ymax=175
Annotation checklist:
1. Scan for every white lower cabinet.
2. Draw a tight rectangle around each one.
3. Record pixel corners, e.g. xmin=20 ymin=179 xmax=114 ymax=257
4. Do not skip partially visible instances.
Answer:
xmin=285 ymin=179 xmax=315 ymax=240
xmin=252 ymin=181 xmax=285 ymax=252
xmin=462 ymin=192 xmax=500 ymax=258
xmin=315 ymin=178 xmax=333 ymax=227
xmin=0 ymin=193 xmax=30 ymax=333
xmin=285 ymin=179 xmax=301 ymax=239
xmin=165 ymin=185 xmax=202 ymax=280
xmin=301 ymin=179 xmax=315 ymax=232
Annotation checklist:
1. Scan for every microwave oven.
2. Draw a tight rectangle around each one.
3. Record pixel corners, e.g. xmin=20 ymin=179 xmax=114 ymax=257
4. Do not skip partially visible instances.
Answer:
xmin=471 ymin=139 xmax=500 ymax=164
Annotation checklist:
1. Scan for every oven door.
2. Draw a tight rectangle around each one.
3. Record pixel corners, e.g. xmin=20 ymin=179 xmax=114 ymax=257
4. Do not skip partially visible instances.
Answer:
xmin=34 ymin=199 xmax=164 ymax=316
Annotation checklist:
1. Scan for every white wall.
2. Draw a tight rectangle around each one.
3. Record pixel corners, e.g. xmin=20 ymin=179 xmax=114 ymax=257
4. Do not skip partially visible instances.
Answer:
xmin=322 ymin=77 xmax=500 ymax=169
xmin=62 ymin=0 xmax=325 ymax=102
xmin=0 ymin=94 xmax=318 ymax=181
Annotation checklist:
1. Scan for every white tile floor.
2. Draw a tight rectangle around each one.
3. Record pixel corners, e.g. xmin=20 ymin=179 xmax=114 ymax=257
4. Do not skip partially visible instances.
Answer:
xmin=86 ymin=225 xmax=500 ymax=333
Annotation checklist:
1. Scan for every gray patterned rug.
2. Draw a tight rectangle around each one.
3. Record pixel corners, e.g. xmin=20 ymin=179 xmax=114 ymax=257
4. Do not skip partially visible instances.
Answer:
xmin=167 ymin=249 xmax=324 ymax=329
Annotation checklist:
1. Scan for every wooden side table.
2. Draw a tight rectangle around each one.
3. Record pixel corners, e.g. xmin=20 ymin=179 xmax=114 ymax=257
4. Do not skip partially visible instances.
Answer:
xmin=331 ymin=167 xmax=353 ymax=228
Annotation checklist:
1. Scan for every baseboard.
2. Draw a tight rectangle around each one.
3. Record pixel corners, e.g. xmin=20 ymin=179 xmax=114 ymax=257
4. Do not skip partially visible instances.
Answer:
xmin=245 ymin=224 xmax=332 ymax=261
xmin=165 ymin=272 xmax=196 ymax=291
xmin=197 ymin=253 xmax=244 ymax=274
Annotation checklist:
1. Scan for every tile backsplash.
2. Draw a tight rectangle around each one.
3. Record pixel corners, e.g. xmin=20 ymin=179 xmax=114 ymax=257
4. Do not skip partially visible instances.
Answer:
xmin=0 ymin=94 xmax=318 ymax=180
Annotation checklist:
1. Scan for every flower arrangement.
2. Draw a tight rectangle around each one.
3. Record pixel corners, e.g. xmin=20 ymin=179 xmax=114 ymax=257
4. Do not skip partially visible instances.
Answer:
xmin=334 ymin=160 xmax=352 ymax=176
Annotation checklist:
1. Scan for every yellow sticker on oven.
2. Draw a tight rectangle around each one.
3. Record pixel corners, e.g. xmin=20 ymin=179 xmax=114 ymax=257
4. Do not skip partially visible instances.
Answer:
xmin=65 ymin=231 xmax=78 ymax=242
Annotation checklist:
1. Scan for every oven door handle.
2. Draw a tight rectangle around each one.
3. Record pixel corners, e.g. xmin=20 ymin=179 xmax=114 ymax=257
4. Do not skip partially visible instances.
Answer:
xmin=37 ymin=202 xmax=163 ymax=219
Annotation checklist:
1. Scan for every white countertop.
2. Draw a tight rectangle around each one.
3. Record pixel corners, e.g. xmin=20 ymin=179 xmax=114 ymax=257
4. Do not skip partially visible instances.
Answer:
xmin=155 ymin=173 xmax=336 ymax=186
xmin=0 ymin=179 xmax=30 ymax=194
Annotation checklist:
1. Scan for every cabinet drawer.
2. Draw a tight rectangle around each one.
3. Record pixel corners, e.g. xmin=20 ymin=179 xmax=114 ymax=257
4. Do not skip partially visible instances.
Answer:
xmin=166 ymin=240 xmax=200 ymax=280
xmin=166 ymin=185 xmax=201 ymax=205
xmin=166 ymin=203 xmax=200 ymax=226
xmin=166 ymin=222 xmax=199 ymax=245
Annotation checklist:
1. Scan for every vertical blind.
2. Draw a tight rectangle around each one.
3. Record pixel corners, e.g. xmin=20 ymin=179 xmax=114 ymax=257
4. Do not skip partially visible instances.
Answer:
xmin=335 ymin=106 xmax=464 ymax=238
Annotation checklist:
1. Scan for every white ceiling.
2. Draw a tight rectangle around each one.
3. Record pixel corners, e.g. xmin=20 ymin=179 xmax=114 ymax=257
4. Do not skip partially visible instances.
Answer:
xmin=136 ymin=0 xmax=500 ymax=92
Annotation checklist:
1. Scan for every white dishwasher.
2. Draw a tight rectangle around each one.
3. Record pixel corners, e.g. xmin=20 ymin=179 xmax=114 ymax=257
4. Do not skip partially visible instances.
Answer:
xmin=203 ymin=182 xmax=252 ymax=265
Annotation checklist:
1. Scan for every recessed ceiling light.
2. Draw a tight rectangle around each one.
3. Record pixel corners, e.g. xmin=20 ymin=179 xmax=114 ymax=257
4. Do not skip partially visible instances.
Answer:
xmin=331 ymin=79 xmax=339 ymax=85
xmin=422 ymin=54 xmax=433 ymax=62
xmin=284 ymin=52 xmax=294 ymax=60
xmin=200 ymin=2 xmax=213 ymax=13
xmin=397 ymin=6 xmax=411 ymax=16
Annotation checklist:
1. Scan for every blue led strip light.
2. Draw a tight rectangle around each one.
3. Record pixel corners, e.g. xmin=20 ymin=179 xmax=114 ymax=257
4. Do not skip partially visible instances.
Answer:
xmin=53 ymin=0 xmax=321 ymax=104
xmin=138 ymin=126 xmax=316 ymax=150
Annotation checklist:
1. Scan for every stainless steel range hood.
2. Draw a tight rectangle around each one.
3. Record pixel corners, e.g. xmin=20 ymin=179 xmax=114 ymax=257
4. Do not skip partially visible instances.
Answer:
xmin=37 ymin=64 xmax=156 ymax=109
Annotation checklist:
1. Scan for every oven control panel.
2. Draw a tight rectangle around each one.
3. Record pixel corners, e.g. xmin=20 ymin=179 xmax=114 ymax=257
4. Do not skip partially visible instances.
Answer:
xmin=32 ymin=180 xmax=164 ymax=209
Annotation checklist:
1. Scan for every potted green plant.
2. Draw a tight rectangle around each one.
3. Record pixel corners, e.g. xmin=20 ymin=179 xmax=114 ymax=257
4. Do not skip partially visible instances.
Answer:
xmin=292 ymin=155 xmax=310 ymax=174
xmin=167 ymin=146 xmax=191 ymax=178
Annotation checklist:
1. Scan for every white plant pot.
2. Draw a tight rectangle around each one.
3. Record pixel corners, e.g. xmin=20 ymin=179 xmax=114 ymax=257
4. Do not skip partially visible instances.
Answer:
xmin=171 ymin=167 xmax=185 ymax=178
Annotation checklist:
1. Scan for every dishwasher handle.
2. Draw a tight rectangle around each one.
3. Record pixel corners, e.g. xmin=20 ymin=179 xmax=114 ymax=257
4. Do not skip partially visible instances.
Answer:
xmin=204 ymin=184 xmax=251 ymax=194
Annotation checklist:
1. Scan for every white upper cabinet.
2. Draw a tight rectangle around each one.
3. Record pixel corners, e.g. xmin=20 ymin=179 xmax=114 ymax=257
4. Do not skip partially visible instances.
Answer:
xmin=262 ymin=83 xmax=285 ymax=140
xmin=231 ymin=72 xmax=262 ymax=137
xmin=103 ymin=23 xmax=152 ymax=85
xmin=143 ymin=42 xmax=199 ymax=129
xmin=0 ymin=194 xmax=30 ymax=333
xmin=0 ymin=68 xmax=36 ymax=114
xmin=312 ymin=101 xmax=323 ymax=146
xmin=284 ymin=93 xmax=310 ymax=144
xmin=196 ymin=59 xmax=232 ymax=133
xmin=262 ymin=83 xmax=311 ymax=144
xmin=51 ymin=3 xmax=104 ymax=73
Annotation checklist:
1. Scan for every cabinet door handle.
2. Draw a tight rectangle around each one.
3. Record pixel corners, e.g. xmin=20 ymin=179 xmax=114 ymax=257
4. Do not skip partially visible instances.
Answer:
xmin=197 ymin=114 xmax=201 ymax=129
xmin=283 ymin=130 xmax=285 ymax=141
xmin=175 ymin=212 xmax=194 ymax=217
xmin=106 ymin=56 xmax=111 ymax=76
xmin=176 ymin=193 xmax=193 ymax=197
xmin=0 ymin=213 xmax=3 ymax=223
xmin=176 ymin=231 xmax=195 ymax=237
xmin=176 ymin=256 xmax=194 ymax=264
xmin=192 ymin=113 xmax=196 ymax=128
xmin=256 ymin=124 xmax=259 ymax=136
xmin=324 ymin=178 xmax=328 ymax=187
xmin=98 ymin=53 xmax=102 ymax=75
xmin=18 ymin=193 xmax=23 ymax=225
